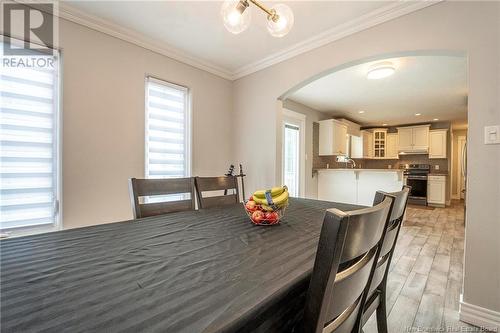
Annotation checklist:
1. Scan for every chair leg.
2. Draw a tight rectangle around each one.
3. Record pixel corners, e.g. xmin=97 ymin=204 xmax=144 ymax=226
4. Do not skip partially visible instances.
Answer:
xmin=376 ymin=290 xmax=388 ymax=333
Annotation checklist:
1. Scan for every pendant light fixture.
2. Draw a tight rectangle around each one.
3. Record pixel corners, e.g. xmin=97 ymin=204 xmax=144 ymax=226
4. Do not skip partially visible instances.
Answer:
xmin=221 ymin=0 xmax=294 ymax=37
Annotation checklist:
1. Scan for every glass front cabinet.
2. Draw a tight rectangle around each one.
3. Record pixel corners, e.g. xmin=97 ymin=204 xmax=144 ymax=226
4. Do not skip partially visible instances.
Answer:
xmin=373 ymin=129 xmax=388 ymax=158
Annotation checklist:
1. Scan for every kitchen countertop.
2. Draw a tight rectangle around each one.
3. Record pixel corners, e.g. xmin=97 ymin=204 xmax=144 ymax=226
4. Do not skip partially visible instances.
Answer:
xmin=315 ymin=168 xmax=404 ymax=172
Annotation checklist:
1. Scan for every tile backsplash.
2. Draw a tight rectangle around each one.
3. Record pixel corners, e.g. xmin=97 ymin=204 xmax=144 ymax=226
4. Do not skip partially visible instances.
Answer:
xmin=312 ymin=122 xmax=449 ymax=173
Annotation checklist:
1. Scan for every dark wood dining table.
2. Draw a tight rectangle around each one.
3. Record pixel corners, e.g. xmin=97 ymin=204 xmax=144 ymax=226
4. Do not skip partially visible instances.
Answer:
xmin=0 ymin=198 xmax=361 ymax=333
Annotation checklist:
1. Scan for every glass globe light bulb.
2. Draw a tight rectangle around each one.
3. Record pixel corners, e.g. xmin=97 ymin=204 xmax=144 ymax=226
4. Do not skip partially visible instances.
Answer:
xmin=221 ymin=0 xmax=251 ymax=34
xmin=267 ymin=4 xmax=294 ymax=37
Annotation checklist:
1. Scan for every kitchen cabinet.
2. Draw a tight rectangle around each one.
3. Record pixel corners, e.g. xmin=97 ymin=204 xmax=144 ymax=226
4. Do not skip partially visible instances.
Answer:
xmin=361 ymin=130 xmax=373 ymax=158
xmin=386 ymin=133 xmax=399 ymax=159
xmin=319 ymin=119 xmax=348 ymax=156
xmin=373 ymin=129 xmax=388 ymax=158
xmin=397 ymin=125 xmax=430 ymax=153
xmin=427 ymin=175 xmax=446 ymax=207
xmin=350 ymin=135 xmax=363 ymax=158
xmin=429 ymin=129 xmax=448 ymax=158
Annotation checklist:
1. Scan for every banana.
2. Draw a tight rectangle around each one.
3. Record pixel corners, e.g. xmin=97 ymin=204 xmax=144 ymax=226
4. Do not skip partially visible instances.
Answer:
xmin=253 ymin=189 xmax=289 ymax=206
xmin=253 ymin=186 xmax=286 ymax=199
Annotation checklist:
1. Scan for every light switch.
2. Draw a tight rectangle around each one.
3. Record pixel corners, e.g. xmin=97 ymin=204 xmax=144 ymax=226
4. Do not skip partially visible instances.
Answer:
xmin=484 ymin=125 xmax=500 ymax=144
xmin=435 ymin=165 xmax=440 ymax=170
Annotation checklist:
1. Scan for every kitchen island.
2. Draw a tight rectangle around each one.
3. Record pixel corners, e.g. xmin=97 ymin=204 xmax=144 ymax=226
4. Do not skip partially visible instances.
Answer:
xmin=317 ymin=168 xmax=404 ymax=206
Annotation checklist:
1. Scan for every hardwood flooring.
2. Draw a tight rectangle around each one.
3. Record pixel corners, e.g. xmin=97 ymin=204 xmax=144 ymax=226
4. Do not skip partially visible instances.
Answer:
xmin=363 ymin=201 xmax=488 ymax=333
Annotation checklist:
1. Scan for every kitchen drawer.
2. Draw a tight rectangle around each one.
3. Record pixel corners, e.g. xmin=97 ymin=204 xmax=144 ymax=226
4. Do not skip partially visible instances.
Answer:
xmin=428 ymin=175 xmax=446 ymax=182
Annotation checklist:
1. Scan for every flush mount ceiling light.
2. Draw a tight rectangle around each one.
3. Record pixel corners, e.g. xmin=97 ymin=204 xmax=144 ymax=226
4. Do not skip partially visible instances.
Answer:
xmin=221 ymin=0 xmax=294 ymax=37
xmin=358 ymin=110 xmax=365 ymax=114
xmin=415 ymin=113 xmax=422 ymax=116
xmin=367 ymin=61 xmax=396 ymax=80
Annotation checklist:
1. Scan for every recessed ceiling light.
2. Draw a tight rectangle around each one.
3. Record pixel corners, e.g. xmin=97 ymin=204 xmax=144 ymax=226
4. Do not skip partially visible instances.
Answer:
xmin=433 ymin=118 xmax=439 ymax=121
xmin=415 ymin=113 xmax=422 ymax=116
xmin=367 ymin=61 xmax=396 ymax=80
xmin=358 ymin=110 xmax=365 ymax=114
xmin=382 ymin=123 xmax=388 ymax=126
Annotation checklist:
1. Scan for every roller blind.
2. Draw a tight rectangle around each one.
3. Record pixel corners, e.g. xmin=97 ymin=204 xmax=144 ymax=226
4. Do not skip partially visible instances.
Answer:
xmin=0 ymin=46 xmax=60 ymax=231
xmin=145 ymin=77 xmax=190 ymax=179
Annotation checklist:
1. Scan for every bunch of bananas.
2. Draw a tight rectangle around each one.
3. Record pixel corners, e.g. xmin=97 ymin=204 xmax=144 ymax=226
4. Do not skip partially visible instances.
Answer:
xmin=251 ymin=186 xmax=289 ymax=211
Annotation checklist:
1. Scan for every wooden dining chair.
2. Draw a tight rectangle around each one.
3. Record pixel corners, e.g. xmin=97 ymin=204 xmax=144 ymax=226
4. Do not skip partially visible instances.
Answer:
xmin=128 ymin=177 xmax=196 ymax=219
xmin=361 ymin=186 xmax=411 ymax=333
xmin=301 ymin=195 xmax=394 ymax=333
xmin=195 ymin=176 xmax=239 ymax=209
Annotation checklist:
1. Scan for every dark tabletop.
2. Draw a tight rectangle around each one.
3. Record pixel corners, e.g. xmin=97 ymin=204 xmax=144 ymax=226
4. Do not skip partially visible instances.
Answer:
xmin=0 ymin=198 xmax=361 ymax=333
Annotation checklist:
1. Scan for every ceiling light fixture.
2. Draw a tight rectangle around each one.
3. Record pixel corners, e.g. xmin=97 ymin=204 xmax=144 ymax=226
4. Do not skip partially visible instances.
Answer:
xmin=415 ymin=113 xmax=422 ymax=116
xmin=382 ymin=123 xmax=388 ymax=126
xmin=358 ymin=110 xmax=365 ymax=114
xmin=221 ymin=0 xmax=294 ymax=37
xmin=367 ymin=61 xmax=396 ymax=80
xmin=433 ymin=118 xmax=439 ymax=121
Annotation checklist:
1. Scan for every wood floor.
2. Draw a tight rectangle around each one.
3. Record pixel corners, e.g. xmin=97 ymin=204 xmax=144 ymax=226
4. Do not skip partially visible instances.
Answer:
xmin=363 ymin=201 xmax=485 ymax=333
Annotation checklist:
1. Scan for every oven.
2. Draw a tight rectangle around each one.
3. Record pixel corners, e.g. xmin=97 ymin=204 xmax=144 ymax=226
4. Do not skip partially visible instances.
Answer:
xmin=403 ymin=164 xmax=430 ymax=206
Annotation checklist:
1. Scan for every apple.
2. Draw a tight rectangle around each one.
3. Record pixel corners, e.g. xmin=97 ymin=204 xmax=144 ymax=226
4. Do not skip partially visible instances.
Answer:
xmin=248 ymin=195 xmax=254 ymax=201
xmin=265 ymin=211 xmax=279 ymax=224
xmin=251 ymin=210 xmax=265 ymax=224
xmin=245 ymin=200 xmax=257 ymax=212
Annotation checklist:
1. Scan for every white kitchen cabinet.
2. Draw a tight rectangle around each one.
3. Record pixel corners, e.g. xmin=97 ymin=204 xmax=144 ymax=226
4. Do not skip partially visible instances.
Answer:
xmin=319 ymin=120 xmax=348 ymax=156
xmin=429 ymin=129 xmax=448 ymax=158
xmin=386 ymin=133 xmax=399 ymax=159
xmin=373 ymin=129 xmax=388 ymax=158
xmin=412 ymin=126 xmax=430 ymax=151
xmin=397 ymin=125 xmax=430 ymax=153
xmin=350 ymin=135 xmax=363 ymax=158
xmin=361 ymin=130 xmax=373 ymax=158
xmin=427 ymin=175 xmax=446 ymax=207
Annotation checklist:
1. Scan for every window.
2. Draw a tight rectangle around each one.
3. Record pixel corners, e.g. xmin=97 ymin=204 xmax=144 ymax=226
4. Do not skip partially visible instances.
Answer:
xmin=145 ymin=77 xmax=190 ymax=180
xmin=283 ymin=124 xmax=300 ymax=197
xmin=0 ymin=43 xmax=61 ymax=234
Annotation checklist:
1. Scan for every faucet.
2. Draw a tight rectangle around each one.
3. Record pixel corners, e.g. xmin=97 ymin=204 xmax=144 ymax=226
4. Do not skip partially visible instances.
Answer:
xmin=345 ymin=158 xmax=356 ymax=169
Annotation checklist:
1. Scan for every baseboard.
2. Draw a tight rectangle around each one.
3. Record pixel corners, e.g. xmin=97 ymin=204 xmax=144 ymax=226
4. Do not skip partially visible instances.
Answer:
xmin=446 ymin=199 xmax=451 ymax=206
xmin=459 ymin=296 xmax=500 ymax=331
xmin=452 ymin=194 xmax=460 ymax=200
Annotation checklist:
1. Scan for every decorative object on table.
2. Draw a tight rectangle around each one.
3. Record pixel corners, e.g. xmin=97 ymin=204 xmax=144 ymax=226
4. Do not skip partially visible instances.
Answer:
xmin=224 ymin=164 xmax=235 ymax=195
xmin=238 ymin=164 xmax=246 ymax=200
xmin=244 ymin=186 xmax=289 ymax=225
xmin=221 ymin=0 xmax=294 ymax=37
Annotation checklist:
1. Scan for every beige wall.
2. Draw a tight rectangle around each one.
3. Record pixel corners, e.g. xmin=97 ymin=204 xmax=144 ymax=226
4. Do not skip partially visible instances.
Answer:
xmin=60 ymin=19 xmax=233 ymax=229
xmin=282 ymin=99 xmax=330 ymax=199
xmin=233 ymin=1 xmax=500 ymax=318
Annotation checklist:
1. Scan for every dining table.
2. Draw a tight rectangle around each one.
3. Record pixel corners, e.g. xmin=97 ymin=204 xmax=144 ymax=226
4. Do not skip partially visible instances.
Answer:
xmin=0 ymin=197 xmax=362 ymax=333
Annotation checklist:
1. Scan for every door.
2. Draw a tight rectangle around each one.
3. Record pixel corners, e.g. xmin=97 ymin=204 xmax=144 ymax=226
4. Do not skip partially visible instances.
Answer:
xmin=386 ymin=133 xmax=399 ymax=159
xmin=282 ymin=110 xmax=305 ymax=198
xmin=458 ymin=136 xmax=467 ymax=199
xmin=397 ymin=128 xmax=413 ymax=151
xmin=412 ymin=126 xmax=430 ymax=151
xmin=334 ymin=123 xmax=348 ymax=155
xmin=428 ymin=178 xmax=446 ymax=204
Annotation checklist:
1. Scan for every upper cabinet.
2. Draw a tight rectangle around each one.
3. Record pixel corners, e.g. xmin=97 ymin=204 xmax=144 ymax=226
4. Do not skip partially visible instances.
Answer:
xmin=373 ymin=129 xmax=387 ymax=158
xmin=386 ymin=133 xmax=399 ymax=159
xmin=350 ymin=135 xmax=363 ymax=159
xmin=429 ymin=129 xmax=448 ymax=159
xmin=361 ymin=130 xmax=373 ymax=158
xmin=319 ymin=119 xmax=348 ymax=156
xmin=397 ymin=125 xmax=430 ymax=153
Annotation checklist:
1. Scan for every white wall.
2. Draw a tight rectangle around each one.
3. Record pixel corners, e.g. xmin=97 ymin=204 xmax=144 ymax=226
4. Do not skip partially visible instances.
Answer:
xmin=233 ymin=0 xmax=500 ymax=321
xmin=282 ymin=99 xmax=329 ymax=199
xmin=59 ymin=18 xmax=233 ymax=229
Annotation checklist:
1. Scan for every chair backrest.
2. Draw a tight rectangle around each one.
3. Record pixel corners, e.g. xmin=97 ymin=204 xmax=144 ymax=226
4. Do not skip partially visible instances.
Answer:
xmin=128 ymin=177 xmax=196 ymax=219
xmin=367 ymin=185 xmax=411 ymax=295
xmin=195 ymin=176 xmax=239 ymax=209
xmin=302 ymin=196 xmax=394 ymax=333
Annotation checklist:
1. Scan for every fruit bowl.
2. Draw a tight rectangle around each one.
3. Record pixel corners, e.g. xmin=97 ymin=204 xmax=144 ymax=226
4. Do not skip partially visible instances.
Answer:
xmin=243 ymin=186 xmax=289 ymax=226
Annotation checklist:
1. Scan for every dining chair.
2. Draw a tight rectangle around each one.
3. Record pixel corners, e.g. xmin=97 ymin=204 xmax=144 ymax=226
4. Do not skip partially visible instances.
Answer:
xmin=301 ymin=195 xmax=395 ymax=333
xmin=128 ymin=177 xmax=196 ymax=219
xmin=195 ymin=176 xmax=239 ymax=209
xmin=361 ymin=186 xmax=411 ymax=333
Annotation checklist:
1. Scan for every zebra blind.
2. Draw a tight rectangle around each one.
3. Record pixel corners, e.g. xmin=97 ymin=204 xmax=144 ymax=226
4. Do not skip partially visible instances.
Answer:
xmin=145 ymin=77 xmax=190 ymax=179
xmin=0 ymin=46 xmax=60 ymax=231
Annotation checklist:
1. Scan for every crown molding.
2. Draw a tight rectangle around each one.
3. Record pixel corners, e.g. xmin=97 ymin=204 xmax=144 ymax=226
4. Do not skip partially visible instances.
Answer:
xmin=57 ymin=3 xmax=233 ymax=80
xmin=55 ymin=1 xmax=441 ymax=81
xmin=232 ymin=0 xmax=442 ymax=80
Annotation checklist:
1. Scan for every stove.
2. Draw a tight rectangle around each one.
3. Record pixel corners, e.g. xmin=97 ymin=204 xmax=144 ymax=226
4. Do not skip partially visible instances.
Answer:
xmin=401 ymin=164 xmax=430 ymax=206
